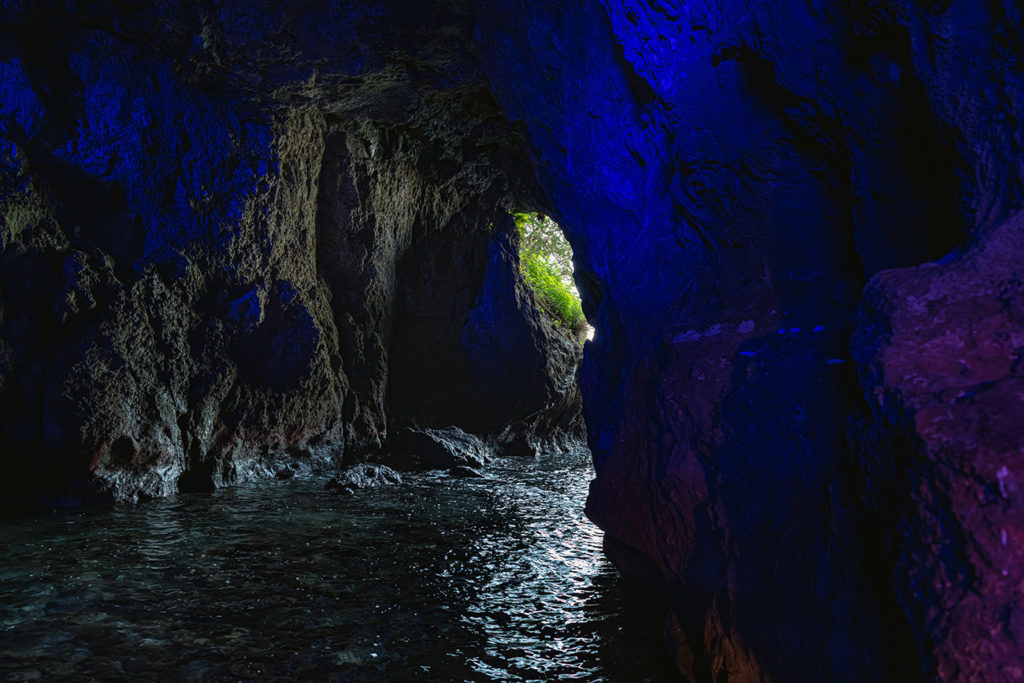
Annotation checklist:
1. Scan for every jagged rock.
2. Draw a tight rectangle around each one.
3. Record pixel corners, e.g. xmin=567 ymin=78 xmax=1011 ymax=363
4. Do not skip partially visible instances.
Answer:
xmin=385 ymin=426 xmax=492 ymax=472
xmin=449 ymin=466 xmax=485 ymax=479
xmin=325 ymin=464 xmax=403 ymax=493
xmin=0 ymin=2 xmax=582 ymax=508
xmin=497 ymin=433 xmax=537 ymax=459
xmin=496 ymin=419 xmax=587 ymax=461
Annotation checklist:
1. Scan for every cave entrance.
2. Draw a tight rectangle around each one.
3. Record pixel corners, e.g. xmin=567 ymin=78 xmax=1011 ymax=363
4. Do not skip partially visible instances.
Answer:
xmin=513 ymin=211 xmax=592 ymax=340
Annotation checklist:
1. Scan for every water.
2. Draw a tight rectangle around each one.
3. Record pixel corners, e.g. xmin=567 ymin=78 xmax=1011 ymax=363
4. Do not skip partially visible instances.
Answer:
xmin=0 ymin=450 xmax=677 ymax=681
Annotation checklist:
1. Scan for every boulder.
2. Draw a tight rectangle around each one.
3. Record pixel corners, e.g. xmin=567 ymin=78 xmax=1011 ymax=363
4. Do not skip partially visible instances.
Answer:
xmin=450 ymin=466 xmax=486 ymax=479
xmin=325 ymin=464 xmax=403 ymax=493
xmin=386 ymin=426 xmax=493 ymax=472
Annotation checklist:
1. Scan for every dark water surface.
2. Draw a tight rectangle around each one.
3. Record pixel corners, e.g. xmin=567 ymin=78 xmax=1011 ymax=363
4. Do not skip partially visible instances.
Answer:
xmin=0 ymin=450 xmax=677 ymax=681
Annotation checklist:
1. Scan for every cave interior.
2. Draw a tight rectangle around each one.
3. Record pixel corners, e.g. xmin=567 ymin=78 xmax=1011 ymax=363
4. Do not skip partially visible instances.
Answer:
xmin=2 ymin=1 xmax=1024 ymax=680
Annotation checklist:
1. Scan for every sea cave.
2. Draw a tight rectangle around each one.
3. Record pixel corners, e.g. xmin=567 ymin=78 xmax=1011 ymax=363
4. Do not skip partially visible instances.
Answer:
xmin=2 ymin=1 xmax=1023 ymax=680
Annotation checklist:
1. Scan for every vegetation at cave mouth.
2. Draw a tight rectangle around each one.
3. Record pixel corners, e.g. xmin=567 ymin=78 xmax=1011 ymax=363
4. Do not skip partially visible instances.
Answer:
xmin=514 ymin=212 xmax=585 ymax=331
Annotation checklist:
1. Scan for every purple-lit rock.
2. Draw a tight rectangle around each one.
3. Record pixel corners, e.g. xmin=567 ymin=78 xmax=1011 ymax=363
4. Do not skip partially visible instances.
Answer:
xmin=854 ymin=212 xmax=1024 ymax=680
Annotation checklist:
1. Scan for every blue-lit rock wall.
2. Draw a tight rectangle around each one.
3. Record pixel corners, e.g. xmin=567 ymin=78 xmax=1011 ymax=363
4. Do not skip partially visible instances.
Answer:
xmin=3 ymin=1 xmax=1024 ymax=680
xmin=474 ymin=0 xmax=1024 ymax=680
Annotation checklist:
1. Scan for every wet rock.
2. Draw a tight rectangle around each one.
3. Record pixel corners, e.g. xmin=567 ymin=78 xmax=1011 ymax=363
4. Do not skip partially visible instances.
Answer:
xmin=498 ymin=433 xmax=538 ymax=459
xmin=325 ymin=464 xmax=402 ymax=493
xmin=449 ymin=466 xmax=485 ymax=479
xmin=497 ymin=421 xmax=587 ymax=459
xmin=386 ymin=426 xmax=492 ymax=472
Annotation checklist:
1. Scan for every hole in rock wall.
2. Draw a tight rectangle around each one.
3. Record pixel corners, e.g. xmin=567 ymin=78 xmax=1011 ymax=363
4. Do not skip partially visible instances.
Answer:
xmin=512 ymin=211 xmax=592 ymax=341
xmin=384 ymin=203 xmax=588 ymax=454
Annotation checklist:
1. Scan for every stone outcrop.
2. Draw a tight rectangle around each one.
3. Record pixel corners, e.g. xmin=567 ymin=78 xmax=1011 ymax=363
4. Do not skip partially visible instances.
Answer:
xmin=3 ymin=1 xmax=1024 ymax=680
xmin=853 ymin=212 xmax=1024 ymax=680
xmin=385 ymin=426 xmax=492 ymax=472
xmin=325 ymin=463 xmax=403 ymax=493
xmin=0 ymin=1 xmax=582 ymax=508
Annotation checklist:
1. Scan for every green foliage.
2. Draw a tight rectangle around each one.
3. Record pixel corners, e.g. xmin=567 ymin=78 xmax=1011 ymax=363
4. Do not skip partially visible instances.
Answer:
xmin=514 ymin=212 xmax=585 ymax=330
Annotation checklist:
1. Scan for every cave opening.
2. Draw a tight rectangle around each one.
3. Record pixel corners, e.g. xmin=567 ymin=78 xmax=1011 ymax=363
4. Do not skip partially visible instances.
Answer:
xmin=512 ymin=210 xmax=592 ymax=341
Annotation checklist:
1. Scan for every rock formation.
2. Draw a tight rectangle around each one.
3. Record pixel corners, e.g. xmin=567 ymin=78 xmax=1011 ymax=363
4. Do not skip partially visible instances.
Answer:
xmin=325 ymin=463 xmax=403 ymax=493
xmin=0 ymin=1 xmax=582 ymax=508
xmin=386 ymin=426 xmax=492 ymax=472
xmin=474 ymin=2 xmax=1024 ymax=679
xmin=2 ymin=0 xmax=1023 ymax=680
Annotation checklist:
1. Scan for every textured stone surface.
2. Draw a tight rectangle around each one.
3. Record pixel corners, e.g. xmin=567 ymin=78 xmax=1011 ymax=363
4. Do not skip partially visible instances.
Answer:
xmin=3 ymin=1 xmax=1024 ymax=680
xmin=450 ymin=465 xmax=486 ymax=479
xmin=385 ymin=426 xmax=493 ymax=472
xmin=853 ymin=212 xmax=1024 ymax=680
xmin=471 ymin=0 xmax=1024 ymax=680
xmin=325 ymin=463 xmax=403 ymax=493
xmin=0 ymin=1 xmax=582 ymax=507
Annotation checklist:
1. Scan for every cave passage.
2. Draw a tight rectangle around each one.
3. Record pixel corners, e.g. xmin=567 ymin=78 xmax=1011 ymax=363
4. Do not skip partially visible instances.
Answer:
xmin=4 ymin=1 xmax=1024 ymax=680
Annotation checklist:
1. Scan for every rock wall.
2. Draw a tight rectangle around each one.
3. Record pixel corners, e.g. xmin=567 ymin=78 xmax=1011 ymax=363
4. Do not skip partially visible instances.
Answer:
xmin=853 ymin=211 xmax=1024 ymax=680
xmin=0 ymin=2 xmax=582 ymax=507
xmin=472 ymin=0 xmax=1024 ymax=680
xmin=3 ymin=1 xmax=1024 ymax=680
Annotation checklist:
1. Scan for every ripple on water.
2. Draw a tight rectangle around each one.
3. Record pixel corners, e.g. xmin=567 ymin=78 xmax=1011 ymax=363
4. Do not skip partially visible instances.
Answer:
xmin=0 ymin=450 xmax=677 ymax=681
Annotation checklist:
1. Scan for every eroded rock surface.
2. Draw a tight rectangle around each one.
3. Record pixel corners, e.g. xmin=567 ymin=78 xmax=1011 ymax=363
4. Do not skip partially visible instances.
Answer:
xmin=2 ymin=1 xmax=1023 ymax=681
xmin=385 ymin=426 xmax=493 ymax=472
xmin=0 ymin=1 xmax=582 ymax=507
xmin=325 ymin=463 xmax=403 ymax=493
xmin=853 ymin=213 xmax=1024 ymax=680
xmin=472 ymin=0 xmax=1024 ymax=680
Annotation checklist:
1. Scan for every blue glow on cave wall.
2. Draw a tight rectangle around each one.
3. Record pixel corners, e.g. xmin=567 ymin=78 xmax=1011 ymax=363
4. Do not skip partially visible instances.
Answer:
xmin=473 ymin=0 xmax=703 ymax=330
xmin=0 ymin=59 xmax=44 ymax=136
xmin=473 ymin=0 xmax=1005 ymax=341
xmin=1 ymin=29 xmax=277 ymax=272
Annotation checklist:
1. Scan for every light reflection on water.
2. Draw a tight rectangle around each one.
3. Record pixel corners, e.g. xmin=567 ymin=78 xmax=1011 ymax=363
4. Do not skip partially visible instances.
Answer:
xmin=0 ymin=450 xmax=676 ymax=681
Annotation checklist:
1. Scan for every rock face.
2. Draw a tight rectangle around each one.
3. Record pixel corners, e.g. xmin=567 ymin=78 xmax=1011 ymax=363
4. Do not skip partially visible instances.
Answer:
xmin=853 ymin=212 xmax=1024 ymax=679
xmin=0 ymin=1 xmax=582 ymax=507
xmin=471 ymin=1 xmax=1024 ymax=680
xmin=2 ymin=1 xmax=1024 ymax=681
